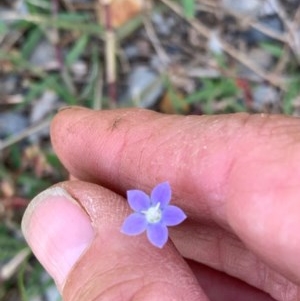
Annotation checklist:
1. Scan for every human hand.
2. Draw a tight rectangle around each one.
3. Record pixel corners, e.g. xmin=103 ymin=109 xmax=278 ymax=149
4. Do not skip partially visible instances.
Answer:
xmin=22 ymin=107 xmax=300 ymax=301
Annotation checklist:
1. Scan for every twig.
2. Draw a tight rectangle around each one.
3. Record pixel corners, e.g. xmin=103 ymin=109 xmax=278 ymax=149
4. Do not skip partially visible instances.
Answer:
xmin=0 ymin=95 xmax=23 ymax=105
xmin=199 ymin=1 xmax=287 ymax=43
xmin=50 ymin=0 xmax=77 ymax=95
xmin=289 ymin=4 xmax=300 ymax=62
xmin=249 ymin=22 xmax=286 ymax=43
xmin=100 ymin=0 xmax=117 ymax=107
xmin=0 ymin=30 xmax=23 ymax=53
xmin=160 ymin=0 xmax=285 ymax=89
xmin=0 ymin=248 xmax=30 ymax=281
xmin=51 ymin=0 xmax=63 ymax=69
xmin=0 ymin=118 xmax=51 ymax=151
xmin=143 ymin=17 xmax=170 ymax=71
xmin=270 ymin=0 xmax=300 ymax=63
xmin=93 ymin=61 xmax=103 ymax=110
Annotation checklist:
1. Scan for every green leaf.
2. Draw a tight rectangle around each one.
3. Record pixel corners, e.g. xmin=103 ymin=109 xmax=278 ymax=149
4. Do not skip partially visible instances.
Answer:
xmin=44 ymin=75 xmax=77 ymax=104
xmin=116 ymin=14 xmax=144 ymax=40
xmin=0 ymin=20 xmax=8 ymax=35
xmin=56 ymin=12 xmax=90 ymax=22
xmin=21 ymin=27 xmax=44 ymax=59
xmin=283 ymin=76 xmax=300 ymax=114
xmin=20 ymin=14 xmax=103 ymax=35
xmin=260 ymin=42 xmax=284 ymax=58
xmin=21 ymin=75 xmax=77 ymax=106
xmin=25 ymin=0 xmax=51 ymax=12
xmin=46 ymin=153 xmax=62 ymax=169
xmin=66 ymin=34 xmax=89 ymax=67
xmin=9 ymin=145 xmax=23 ymax=169
xmin=17 ymin=173 xmax=52 ymax=198
xmin=182 ymin=0 xmax=195 ymax=19
xmin=0 ymin=225 xmax=26 ymax=260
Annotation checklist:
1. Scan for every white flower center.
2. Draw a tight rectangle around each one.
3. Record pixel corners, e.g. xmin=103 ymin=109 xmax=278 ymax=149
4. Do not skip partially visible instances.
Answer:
xmin=143 ymin=203 xmax=162 ymax=223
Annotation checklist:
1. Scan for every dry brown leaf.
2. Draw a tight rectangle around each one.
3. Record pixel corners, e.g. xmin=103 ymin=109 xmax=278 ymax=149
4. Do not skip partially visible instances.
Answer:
xmin=159 ymin=91 xmax=190 ymax=114
xmin=98 ymin=0 xmax=144 ymax=28
xmin=22 ymin=145 xmax=53 ymax=177
xmin=0 ymin=180 xmax=15 ymax=198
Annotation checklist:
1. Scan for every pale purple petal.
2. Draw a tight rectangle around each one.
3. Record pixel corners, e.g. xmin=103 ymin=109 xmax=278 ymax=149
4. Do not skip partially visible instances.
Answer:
xmin=121 ymin=213 xmax=147 ymax=235
xmin=151 ymin=182 xmax=171 ymax=208
xmin=146 ymin=223 xmax=168 ymax=248
xmin=127 ymin=190 xmax=151 ymax=212
xmin=162 ymin=205 xmax=187 ymax=226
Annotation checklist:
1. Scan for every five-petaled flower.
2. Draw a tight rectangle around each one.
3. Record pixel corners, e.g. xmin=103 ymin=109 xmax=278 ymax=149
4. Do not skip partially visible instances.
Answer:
xmin=121 ymin=182 xmax=187 ymax=248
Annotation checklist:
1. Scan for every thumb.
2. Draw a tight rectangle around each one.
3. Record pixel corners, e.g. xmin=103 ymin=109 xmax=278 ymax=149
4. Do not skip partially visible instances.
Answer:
xmin=22 ymin=181 xmax=207 ymax=301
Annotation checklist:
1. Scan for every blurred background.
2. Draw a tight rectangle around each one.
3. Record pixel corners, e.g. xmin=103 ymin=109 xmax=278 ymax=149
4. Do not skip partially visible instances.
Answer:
xmin=1 ymin=0 xmax=300 ymax=300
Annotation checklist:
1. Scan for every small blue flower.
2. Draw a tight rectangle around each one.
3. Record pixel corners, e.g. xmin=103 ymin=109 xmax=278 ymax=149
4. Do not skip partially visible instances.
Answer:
xmin=121 ymin=182 xmax=187 ymax=248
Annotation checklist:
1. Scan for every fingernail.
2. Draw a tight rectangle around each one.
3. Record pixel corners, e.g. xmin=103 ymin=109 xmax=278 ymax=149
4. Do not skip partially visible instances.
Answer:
xmin=21 ymin=187 xmax=94 ymax=288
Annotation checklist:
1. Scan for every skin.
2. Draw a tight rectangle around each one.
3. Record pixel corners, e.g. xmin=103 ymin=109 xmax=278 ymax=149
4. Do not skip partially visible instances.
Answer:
xmin=31 ymin=107 xmax=300 ymax=300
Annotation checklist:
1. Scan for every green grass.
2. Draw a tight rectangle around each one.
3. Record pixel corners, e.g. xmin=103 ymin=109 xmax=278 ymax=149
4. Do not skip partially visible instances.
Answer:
xmin=1 ymin=0 xmax=300 ymax=300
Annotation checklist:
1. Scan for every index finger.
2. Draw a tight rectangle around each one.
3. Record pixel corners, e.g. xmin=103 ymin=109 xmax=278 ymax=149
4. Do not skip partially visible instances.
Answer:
xmin=52 ymin=107 xmax=238 ymax=221
xmin=51 ymin=107 xmax=300 ymax=284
